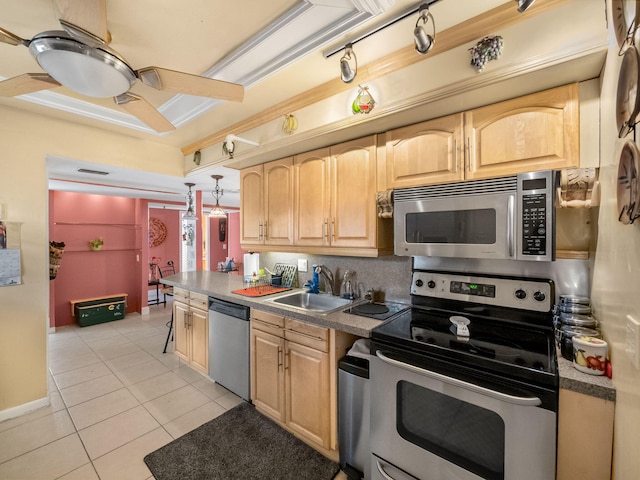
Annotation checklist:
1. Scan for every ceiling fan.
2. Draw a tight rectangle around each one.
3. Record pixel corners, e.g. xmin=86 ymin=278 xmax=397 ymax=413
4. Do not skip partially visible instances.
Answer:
xmin=0 ymin=0 xmax=244 ymax=132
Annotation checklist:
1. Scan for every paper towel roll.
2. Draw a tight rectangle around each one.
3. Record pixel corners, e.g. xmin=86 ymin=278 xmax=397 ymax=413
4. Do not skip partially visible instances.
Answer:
xmin=244 ymin=252 xmax=260 ymax=278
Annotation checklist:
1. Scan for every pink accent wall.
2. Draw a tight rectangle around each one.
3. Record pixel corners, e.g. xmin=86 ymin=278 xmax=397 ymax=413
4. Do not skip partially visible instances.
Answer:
xmin=209 ymin=217 xmax=227 ymax=270
xmin=227 ymin=212 xmax=247 ymax=273
xmin=50 ymin=191 xmax=144 ymax=327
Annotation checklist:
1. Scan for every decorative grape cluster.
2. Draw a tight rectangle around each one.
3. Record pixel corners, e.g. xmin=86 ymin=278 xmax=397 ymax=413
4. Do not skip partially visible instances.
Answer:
xmin=469 ymin=35 xmax=504 ymax=72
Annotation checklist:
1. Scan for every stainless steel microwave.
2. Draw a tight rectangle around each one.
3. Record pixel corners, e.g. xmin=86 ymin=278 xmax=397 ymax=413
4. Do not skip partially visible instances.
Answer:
xmin=394 ymin=171 xmax=557 ymax=261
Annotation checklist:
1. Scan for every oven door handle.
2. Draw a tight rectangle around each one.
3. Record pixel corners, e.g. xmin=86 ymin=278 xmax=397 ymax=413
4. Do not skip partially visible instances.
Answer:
xmin=376 ymin=351 xmax=542 ymax=407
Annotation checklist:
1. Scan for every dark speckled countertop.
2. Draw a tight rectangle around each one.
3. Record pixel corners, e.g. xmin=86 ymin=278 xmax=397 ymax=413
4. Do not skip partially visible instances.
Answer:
xmin=162 ymin=271 xmax=616 ymax=402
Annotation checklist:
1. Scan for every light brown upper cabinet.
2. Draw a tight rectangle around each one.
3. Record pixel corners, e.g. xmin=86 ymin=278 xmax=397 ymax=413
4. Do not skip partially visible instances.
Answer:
xmin=293 ymin=135 xmax=392 ymax=255
xmin=386 ymin=83 xmax=580 ymax=188
xmin=240 ymin=157 xmax=294 ymax=246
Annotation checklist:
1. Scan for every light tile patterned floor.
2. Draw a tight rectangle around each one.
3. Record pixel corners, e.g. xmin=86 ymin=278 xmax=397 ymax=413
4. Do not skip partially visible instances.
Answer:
xmin=0 ymin=301 xmax=347 ymax=480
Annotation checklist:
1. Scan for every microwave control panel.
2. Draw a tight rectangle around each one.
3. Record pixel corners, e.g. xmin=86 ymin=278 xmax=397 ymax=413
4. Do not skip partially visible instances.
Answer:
xmin=517 ymin=171 xmax=555 ymax=261
xmin=521 ymin=193 xmax=548 ymax=256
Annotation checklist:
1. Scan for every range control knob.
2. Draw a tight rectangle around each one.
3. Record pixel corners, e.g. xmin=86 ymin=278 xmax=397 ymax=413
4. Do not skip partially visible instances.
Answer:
xmin=415 ymin=279 xmax=424 ymax=288
xmin=533 ymin=291 xmax=546 ymax=302
xmin=515 ymin=289 xmax=527 ymax=300
xmin=427 ymin=280 xmax=436 ymax=289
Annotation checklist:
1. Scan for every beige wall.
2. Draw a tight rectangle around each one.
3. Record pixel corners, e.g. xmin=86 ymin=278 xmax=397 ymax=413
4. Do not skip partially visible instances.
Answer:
xmin=0 ymin=106 xmax=183 ymax=414
xmin=591 ymin=2 xmax=640 ymax=478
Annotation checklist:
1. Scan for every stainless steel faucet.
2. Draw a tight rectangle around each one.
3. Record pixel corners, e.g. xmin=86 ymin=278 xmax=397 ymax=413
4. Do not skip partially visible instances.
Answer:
xmin=315 ymin=265 xmax=335 ymax=295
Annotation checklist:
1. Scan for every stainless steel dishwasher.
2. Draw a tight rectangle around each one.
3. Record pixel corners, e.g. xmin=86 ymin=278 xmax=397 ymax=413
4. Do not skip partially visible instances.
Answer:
xmin=208 ymin=297 xmax=251 ymax=401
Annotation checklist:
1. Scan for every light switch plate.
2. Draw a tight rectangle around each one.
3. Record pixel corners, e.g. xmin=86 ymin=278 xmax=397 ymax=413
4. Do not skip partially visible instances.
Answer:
xmin=625 ymin=315 xmax=640 ymax=369
xmin=298 ymin=258 xmax=308 ymax=272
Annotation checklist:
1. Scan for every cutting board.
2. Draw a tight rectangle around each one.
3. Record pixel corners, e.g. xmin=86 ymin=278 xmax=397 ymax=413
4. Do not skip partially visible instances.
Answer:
xmin=232 ymin=286 xmax=290 ymax=297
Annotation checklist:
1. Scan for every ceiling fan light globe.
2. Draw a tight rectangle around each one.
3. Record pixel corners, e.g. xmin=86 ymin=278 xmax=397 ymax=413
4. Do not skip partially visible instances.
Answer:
xmin=29 ymin=34 xmax=135 ymax=98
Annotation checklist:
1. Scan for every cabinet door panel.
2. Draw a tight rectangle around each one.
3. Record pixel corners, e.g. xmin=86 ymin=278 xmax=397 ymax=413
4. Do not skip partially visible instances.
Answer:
xmin=251 ymin=329 xmax=285 ymax=422
xmin=330 ymin=136 xmax=377 ymax=248
xmin=189 ymin=307 xmax=208 ymax=373
xmin=386 ymin=114 xmax=464 ymax=188
xmin=466 ymin=83 xmax=579 ymax=179
xmin=285 ymin=341 xmax=330 ymax=448
xmin=240 ymin=165 xmax=263 ymax=244
xmin=294 ymin=148 xmax=330 ymax=246
xmin=173 ymin=302 xmax=189 ymax=362
xmin=264 ymin=158 xmax=294 ymax=245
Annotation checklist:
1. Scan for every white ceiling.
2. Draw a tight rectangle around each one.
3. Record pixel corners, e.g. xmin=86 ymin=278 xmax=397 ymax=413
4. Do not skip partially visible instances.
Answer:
xmin=0 ymin=0 xmax=580 ymax=207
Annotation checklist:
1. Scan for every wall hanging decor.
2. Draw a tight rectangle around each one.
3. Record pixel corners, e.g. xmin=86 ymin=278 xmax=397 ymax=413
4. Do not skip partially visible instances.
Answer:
xmin=617 ymin=139 xmax=639 ymax=224
xmin=352 ymin=85 xmax=375 ymax=114
xmin=469 ymin=35 xmax=504 ymax=72
xmin=149 ymin=217 xmax=168 ymax=247
xmin=282 ymin=114 xmax=298 ymax=134
xmin=88 ymin=237 xmax=103 ymax=251
xmin=49 ymin=240 xmax=65 ymax=280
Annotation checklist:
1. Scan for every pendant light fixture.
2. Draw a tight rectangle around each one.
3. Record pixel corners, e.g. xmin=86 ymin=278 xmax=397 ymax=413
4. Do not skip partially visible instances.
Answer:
xmin=183 ymin=182 xmax=197 ymax=218
xmin=209 ymin=175 xmax=227 ymax=218
xmin=414 ymin=4 xmax=436 ymax=55
xmin=339 ymin=43 xmax=357 ymax=83
xmin=515 ymin=0 xmax=535 ymax=12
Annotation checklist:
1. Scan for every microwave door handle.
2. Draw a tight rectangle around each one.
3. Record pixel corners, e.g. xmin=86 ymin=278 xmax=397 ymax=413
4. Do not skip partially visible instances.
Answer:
xmin=507 ymin=195 xmax=515 ymax=258
xmin=376 ymin=351 xmax=542 ymax=407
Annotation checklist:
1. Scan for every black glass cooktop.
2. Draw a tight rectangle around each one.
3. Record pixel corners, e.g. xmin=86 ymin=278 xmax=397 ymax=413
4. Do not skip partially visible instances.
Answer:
xmin=344 ymin=301 xmax=410 ymax=321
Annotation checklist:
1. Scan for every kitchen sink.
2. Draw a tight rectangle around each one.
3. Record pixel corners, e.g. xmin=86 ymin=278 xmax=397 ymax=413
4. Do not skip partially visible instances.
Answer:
xmin=265 ymin=291 xmax=355 ymax=314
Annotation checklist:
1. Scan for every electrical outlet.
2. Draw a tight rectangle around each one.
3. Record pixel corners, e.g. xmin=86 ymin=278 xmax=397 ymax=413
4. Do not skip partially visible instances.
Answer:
xmin=625 ymin=315 xmax=640 ymax=369
xmin=298 ymin=258 xmax=308 ymax=272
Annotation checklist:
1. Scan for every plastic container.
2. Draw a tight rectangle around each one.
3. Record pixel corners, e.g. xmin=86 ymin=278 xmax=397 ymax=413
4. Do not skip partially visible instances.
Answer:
xmin=573 ymin=336 xmax=608 ymax=375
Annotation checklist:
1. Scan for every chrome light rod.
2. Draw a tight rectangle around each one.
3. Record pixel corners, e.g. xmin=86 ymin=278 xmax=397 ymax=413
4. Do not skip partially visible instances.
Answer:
xmin=322 ymin=0 xmax=441 ymax=59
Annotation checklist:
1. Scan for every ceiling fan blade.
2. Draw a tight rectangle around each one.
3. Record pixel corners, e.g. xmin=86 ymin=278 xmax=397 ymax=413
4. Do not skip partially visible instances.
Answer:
xmin=137 ymin=67 xmax=244 ymax=102
xmin=0 ymin=27 xmax=28 ymax=46
xmin=114 ymin=92 xmax=176 ymax=133
xmin=0 ymin=73 xmax=61 ymax=96
xmin=53 ymin=0 xmax=111 ymax=45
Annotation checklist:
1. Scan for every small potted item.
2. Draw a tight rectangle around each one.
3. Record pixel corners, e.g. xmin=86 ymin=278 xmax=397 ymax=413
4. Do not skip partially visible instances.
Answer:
xmin=573 ymin=336 xmax=608 ymax=375
xmin=88 ymin=237 xmax=103 ymax=251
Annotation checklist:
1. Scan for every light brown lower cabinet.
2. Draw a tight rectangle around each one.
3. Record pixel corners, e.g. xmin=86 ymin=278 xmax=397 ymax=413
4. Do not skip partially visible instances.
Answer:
xmin=556 ymin=388 xmax=614 ymax=480
xmin=250 ymin=309 xmax=355 ymax=455
xmin=173 ymin=288 xmax=208 ymax=374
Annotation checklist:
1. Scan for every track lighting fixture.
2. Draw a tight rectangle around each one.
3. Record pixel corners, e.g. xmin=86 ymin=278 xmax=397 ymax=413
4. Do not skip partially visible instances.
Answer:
xmin=339 ymin=43 xmax=357 ymax=83
xmin=209 ymin=175 xmax=227 ymax=218
xmin=515 ymin=0 xmax=535 ymax=12
xmin=183 ymin=182 xmax=197 ymax=218
xmin=414 ymin=4 xmax=435 ymax=55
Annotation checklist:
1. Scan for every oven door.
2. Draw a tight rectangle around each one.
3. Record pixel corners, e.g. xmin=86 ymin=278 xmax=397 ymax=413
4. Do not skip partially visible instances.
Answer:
xmin=394 ymin=192 xmax=516 ymax=259
xmin=370 ymin=350 xmax=556 ymax=480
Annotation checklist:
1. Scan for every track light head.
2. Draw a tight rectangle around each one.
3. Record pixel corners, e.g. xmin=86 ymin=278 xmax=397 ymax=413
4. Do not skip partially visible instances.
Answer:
xmin=339 ymin=43 xmax=357 ymax=83
xmin=414 ymin=4 xmax=435 ymax=55
xmin=515 ymin=0 xmax=535 ymax=12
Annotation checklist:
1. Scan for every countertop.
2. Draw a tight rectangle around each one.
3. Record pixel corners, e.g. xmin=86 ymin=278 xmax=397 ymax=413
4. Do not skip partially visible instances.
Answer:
xmin=161 ymin=270 xmax=385 ymax=337
xmin=162 ymin=270 xmax=616 ymax=402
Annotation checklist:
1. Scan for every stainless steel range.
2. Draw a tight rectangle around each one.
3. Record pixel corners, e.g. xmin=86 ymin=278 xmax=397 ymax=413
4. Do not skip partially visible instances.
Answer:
xmin=369 ymin=270 xmax=558 ymax=480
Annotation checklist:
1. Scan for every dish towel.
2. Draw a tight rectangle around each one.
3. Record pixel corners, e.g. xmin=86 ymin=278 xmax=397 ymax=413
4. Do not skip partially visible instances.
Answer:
xmin=556 ymin=168 xmax=599 ymax=208
xmin=377 ymin=189 xmax=394 ymax=218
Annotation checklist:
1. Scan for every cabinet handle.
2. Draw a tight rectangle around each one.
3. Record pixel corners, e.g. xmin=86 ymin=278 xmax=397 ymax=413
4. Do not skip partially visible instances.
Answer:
xmin=278 ymin=346 xmax=283 ymax=370
xmin=331 ymin=218 xmax=336 ymax=242
xmin=258 ymin=222 xmax=263 ymax=241
xmin=264 ymin=221 xmax=268 ymax=240
xmin=323 ymin=219 xmax=328 ymax=241
xmin=183 ymin=313 xmax=188 ymax=329
xmin=284 ymin=350 xmax=289 ymax=370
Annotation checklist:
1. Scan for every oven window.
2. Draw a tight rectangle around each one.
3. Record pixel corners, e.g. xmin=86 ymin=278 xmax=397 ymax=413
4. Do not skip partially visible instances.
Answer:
xmin=396 ymin=381 xmax=505 ymax=480
xmin=405 ymin=209 xmax=496 ymax=244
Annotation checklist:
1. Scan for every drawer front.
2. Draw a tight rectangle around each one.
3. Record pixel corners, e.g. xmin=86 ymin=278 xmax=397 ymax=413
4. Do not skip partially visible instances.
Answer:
xmin=189 ymin=291 xmax=209 ymax=309
xmin=285 ymin=318 xmax=328 ymax=342
xmin=173 ymin=288 xmax=189 ymax=303
xmin=285 ymin=329 xmax=328 ymax=352
xmin=252 ymin=309 xmax=285 ymax=328
xmin=251 ymin=318 xmax=284 ymax=337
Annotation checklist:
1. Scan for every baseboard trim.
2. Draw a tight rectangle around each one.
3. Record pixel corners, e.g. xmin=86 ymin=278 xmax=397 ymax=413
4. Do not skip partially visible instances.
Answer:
xmin=0 ymin=396 xmax=50 ymax=423
xmin=141 ymin=306 xmax=150 ymax=315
